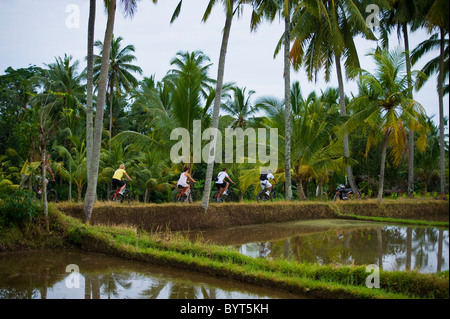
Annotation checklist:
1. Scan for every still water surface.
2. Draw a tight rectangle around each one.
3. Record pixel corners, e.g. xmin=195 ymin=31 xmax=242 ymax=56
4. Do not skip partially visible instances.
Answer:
xmin=187 ymin=219 xmax=449 ymax=273
xmin=0 ymin=249 xmax=303 ymax=299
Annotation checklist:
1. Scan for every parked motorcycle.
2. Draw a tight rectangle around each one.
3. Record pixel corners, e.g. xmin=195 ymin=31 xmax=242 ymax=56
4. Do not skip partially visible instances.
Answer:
xmin=334 ymin=185 xmax=353 ymax=201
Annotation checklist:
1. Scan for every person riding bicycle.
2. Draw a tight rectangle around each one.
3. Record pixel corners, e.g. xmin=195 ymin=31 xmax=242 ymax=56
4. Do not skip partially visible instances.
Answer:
xmin=259 ymin=169 xmax=277 ymax=196
xmin=177 ymin=167 xmax=196 ymax=195
xmin=112 ymin=164 xmax=132 ymax=195
xmin=215 ymin=167 xmax=234 ymax=196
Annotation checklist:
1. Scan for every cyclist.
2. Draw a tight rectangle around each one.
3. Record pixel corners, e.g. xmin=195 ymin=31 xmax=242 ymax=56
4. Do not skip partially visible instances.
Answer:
xmin=177 ymin=167 xmax=196 ymax=195
xmin=215 ymin=167 xmax=234 ymax=196
xmin=259 ymin=169 xmax=277 ymax=196
xmin=112 ymin=164 xmax=132 ymax=195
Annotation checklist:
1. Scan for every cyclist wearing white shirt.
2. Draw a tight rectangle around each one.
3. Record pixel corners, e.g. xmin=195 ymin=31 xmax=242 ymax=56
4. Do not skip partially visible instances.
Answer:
xmin=260 ymin=170 xmax=277 ymax=195
xmin=215 ymin=168 xmax=234 ymax=195
xmin=177 ymin=167 xmax=196 ymax=195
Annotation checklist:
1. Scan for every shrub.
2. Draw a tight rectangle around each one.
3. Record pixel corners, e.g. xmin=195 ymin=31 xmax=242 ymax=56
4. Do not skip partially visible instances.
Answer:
xmin=0 ymin=187 xmax=42 ymax=226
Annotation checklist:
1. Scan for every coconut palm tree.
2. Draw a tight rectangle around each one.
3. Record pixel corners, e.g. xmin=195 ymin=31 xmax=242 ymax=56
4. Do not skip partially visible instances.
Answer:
xmin=289 ymin=0 xmax=376 ymax=199
xmin=93 ymin=35 xmax=142 ymax=147
xmin=250 ymin=0 xmax=299 ymax=201
xmin=84 ymin=0 xmax=153 ymax=221
xmin=113 ymin=50 xmax=215 ymax=165
xmin=84 ymin=0 xmax=117 ymax=222
xmin=414 ymin=116 xmax=443 ymax=193
xmin=416 ymin=0 xmax=449 ymax=195
xmin=55 ymin=135 xmax=87 ymax=202
xmin=45 ymin=54 xmax=85 ymax=111
xmin=347 ymin=48 xmax=428 ymax=204
xmin=171 ymin=0 xmax=249 ymax=212
xmin=241 ymin=82 xmax=343 ymax=200
xmin=221 ymin=86 xmax=258 ymax=128
xmin=378 ymin=0 xmax=426 ymax=196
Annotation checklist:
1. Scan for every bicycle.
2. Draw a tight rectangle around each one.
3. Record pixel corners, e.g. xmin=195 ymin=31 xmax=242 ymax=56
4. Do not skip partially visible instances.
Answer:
xmin=172 ymin=182 xmax=196 ymax=203
xmin=211 ymin=187 xmax=237 ymax=203
xmin=256 ymin=187 xmax=278 ymax=203
xmin=33 ymin=180 xmax=58 ymax=203
xmin=108 ymin=180 xmax=134 ymax=203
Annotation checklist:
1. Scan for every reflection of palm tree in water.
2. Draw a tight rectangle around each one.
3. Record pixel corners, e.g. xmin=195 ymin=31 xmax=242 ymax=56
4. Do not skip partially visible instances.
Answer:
xmin=141 ymin=278 xmax=218 ymax=299
xmin=84 ymin=273 xmax=132 ymax=299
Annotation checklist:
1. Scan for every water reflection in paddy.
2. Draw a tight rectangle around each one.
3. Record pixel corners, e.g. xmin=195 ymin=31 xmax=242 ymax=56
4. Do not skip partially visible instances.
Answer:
xmin=187 ymin=219 xmax=449 ymax=273
xmin=0 ymin=249 xmax=303 ymax=299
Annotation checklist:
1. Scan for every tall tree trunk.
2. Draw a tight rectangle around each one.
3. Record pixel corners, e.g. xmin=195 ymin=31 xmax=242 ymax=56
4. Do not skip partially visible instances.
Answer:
xmin=335 ymin=54 xmax=360 ymax=198
xmin=201 ymin=3 xmax=233 ymax=212
xmin=41 ymin=148 xmax=49 ymax=231
xmin=86 ymin=0 xmax=96 ymax=185
xmin=284 ymin=0 xmax=293 ymax=201
xmin=109 ymin=81 xmax=114 ymax=151
xmin=296 ymin=176 xmax=306 ymax=201
xmin=84 ymin=0 xmax=116 ymax=222
xmin=377 ymin=131 xmax=389 ymax=204
xmin=403 ymin=23 xmax=415 ymax=196
xmin=438 ymin=27 xmax=446 ymax=195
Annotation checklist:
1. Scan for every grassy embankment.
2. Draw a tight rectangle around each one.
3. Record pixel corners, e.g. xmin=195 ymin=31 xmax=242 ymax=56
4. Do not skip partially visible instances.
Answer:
xmin=56 ymin=198 xmax=449 ymax=232
xmin=1 ymin=200 xmax=448 ymax=299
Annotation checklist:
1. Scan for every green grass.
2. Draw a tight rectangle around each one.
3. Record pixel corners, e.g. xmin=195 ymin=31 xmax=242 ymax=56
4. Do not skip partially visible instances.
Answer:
xmin=337 ymin=214 xmax=449 ymax=228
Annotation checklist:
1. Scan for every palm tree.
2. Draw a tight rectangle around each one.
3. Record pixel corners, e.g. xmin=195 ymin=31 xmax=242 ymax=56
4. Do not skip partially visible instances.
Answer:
xmin=378 ymin=0 xmax=425 ymax=196
xmin=85 ymin=0 xmax=96 ymax=186
xmin=415 ymin=0 xmax=449 ymax=195
xmin=289 ymin=0 xmax=376 ymax=198
xmin=135 ymin=150 xmax=172 ymax=203
xmin=289 ymin=87 xmax=343 ymax=200
xmin=84 ymin=0 xmax=117 ymax=222
xmin=114 ymin=50 xmax=215 ymax=167
xmin=171 ymin=0 xmax=248 ymax=212
xmin=347 ymin=48 xmax=428 ymax=204
xmin=251 ymin=0 xmax=297 ymax=201
xmin=222 ymin=86 xmax=258 ymax=128
xmin=55 ymin=135 xmax=87 ymax=202
xmin=241 ymin=82 xmax=343 ymax=200
xmin=45 ymin=54 xmax=85 ymax=111
xmin=84 ymin=0 xmax=153 ymax=221
xmin=93 ymin=35 xmax=142 ymax=147
xmin=414 ymin=117 xmax=442 ymax=193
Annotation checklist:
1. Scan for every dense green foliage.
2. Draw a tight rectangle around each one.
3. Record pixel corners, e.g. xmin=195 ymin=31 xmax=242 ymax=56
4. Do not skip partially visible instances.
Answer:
xmin=0 ymin=186 xmax=42 ymax=226
xmin=0 ymin=0 xmax=448 ymax=204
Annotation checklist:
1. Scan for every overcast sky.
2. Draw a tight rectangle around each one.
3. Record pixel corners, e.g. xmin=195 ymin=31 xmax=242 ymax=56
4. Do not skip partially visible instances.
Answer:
xmin=0 ymin=0 xmax=447 ymax=133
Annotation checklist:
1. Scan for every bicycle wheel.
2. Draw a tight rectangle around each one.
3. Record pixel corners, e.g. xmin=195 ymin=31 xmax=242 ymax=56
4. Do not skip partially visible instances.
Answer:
xmin=211 ymin=191 xmax=221 ymax=202
xmin=256 ymin=191 xmax=269 ymax=203
xmin=225 ymin=191 xmax=236 ymax=202
xmin=182 ymin=192 xmax=193 ymax=204
xmin=109 ymin=190 xmax=122 ymax=202
xmin=271 ymin=190 xmax=278 ymax=202
xmin=124 ymin=190 xmax=135 ymax=203
xmin=47 ymin=189 xmax=58 ymax=203
xmin=172 ymin=189 xmax=182 ymax=203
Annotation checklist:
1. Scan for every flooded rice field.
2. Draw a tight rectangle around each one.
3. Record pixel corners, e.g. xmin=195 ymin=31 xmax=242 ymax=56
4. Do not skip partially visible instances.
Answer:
xmin=186 ymin=219 xmax=449 ymax=273
xmin=0 ymin=249 xmax=304 ymax=299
